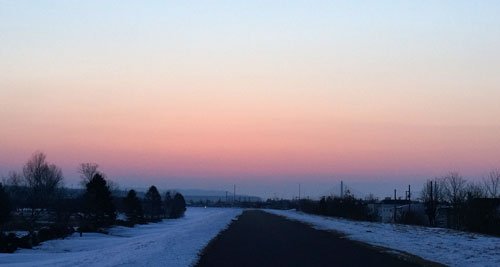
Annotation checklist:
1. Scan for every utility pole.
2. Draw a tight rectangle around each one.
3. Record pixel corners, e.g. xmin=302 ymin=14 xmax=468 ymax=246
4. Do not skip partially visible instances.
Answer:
xmin=393 ymin=189 xmax=397 ymax=223
xmin=408 ymin=184 xmax=411 ymax=213
xmin=233 ymin=184 xmax=236 ymax=204
xmin=341 ymin=180 xmax=344 ymax=198
xmin=430 ymin=181 xmax=433 ymax=203
xmin=298 ymin=183 xmax=301 ymax=200
xmin=430 ymin=180 xmax=434 ymax=226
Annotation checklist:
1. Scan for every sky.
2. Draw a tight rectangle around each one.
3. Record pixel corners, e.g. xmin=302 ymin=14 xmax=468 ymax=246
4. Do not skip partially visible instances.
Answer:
xmin=1 ymin=1 xmax=500 ymax=199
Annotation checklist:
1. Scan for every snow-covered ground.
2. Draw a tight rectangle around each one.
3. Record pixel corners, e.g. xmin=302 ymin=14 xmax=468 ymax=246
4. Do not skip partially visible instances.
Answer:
xmin=265 ymin=209 xmax=500 ymax=267
xmin=0 ymin=207 xmax=242 ymax=267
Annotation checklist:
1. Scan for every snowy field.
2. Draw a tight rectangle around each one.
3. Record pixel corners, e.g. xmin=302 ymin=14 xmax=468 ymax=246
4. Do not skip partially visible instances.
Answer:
xmin=265 ymin=209 xmax=500 ymax=267
xmin=0 ymin=207 xmax=242 ymax=267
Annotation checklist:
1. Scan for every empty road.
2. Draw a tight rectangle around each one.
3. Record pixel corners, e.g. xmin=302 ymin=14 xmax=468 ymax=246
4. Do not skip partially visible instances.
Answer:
xmin=196 ymin=210 xmax=438 ymax=267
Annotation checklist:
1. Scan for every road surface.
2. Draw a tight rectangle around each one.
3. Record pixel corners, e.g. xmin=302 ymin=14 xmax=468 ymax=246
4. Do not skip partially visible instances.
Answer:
xmin=196 ymin=210 xmax=439 ymax=267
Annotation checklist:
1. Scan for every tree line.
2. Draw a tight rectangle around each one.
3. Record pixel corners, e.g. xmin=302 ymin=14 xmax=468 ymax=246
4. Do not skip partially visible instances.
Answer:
xmin=420 ymin=171 xmax=499 ymax=233
xmin=297 ymin=191 xmax=376 ymax=222
xmin=0 ymin=152 xmax=186 ymax=253
xmin=269 ymin=171 xmax=499 ymax=236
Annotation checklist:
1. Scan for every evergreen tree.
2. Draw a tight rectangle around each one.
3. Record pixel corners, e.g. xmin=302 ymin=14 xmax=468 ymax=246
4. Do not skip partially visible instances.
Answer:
xmin=163 ymin=191 xmax=172 ymax=218
xmin=0 ymin=183 xmax=11 ymax=233
xmin=170 ymin=193 xmax=186 ymax=218
xmin=83 ymin=173 xmax=116 ymax=228
xmin=123 ymin=189 xmax=143 ymax=223
xmin=145 ymin=186 xmax=162 ymax=220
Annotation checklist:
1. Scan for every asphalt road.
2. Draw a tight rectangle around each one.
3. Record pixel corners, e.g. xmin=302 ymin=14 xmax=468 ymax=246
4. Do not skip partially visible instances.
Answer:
xmin=196 ymin=210 xmax=435 ymax=267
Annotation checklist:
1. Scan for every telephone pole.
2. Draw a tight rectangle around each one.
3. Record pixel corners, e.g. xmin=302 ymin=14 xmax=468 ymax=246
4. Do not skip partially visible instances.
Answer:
xmin=430 ymin=180 xmax=435 ymax=226
xmin=298 ymin=183 xmax=301 ymax=200
xmin=340 ymin=180 xmax=344 ymax=198
xmin=393 ymin=189 xmax=397 ymax=223
xmin=408 ymin=184 xmax=411 ymax=212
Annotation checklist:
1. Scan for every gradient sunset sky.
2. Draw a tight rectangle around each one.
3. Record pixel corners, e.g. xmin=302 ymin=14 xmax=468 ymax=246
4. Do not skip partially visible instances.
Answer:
xmin=1 ymin=1 xmax=500 ymax=198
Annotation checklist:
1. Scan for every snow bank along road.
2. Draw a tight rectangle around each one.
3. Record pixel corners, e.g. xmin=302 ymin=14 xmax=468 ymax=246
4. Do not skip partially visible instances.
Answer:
xmin=265 ymin=209 xmax=500 ymax=267
xmin=0 ymin=208 xmax=242 ymax=267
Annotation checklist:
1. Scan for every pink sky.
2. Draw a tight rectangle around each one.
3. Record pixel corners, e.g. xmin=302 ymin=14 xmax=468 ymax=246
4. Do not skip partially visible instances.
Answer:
xmin=1 ymin=1 xmax=500 ymax=198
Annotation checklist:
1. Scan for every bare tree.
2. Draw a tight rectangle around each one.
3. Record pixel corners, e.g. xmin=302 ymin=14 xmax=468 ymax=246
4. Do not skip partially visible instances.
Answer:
xmin=78 ymin=163 xmax=99 ymax=187
xmin=466 ymin=181 xmax=486 ymax=200
xmin=2 ymin=171 xmax=25 ymax=211
xmin=421 ymin=178 xmax=445 ymax=202
xmin=421 ymin=178 xmax=445 ymax=226
xmin=483 ymin=169 xmax=499 ymax=198
xmin=5 ymin=171 xmax=22 ymax=187
xmin=22 ymin=152 xmax=64 ymax=232
xmin=78 ymin=163 xmax=119 ymax=192
xmin=442 ymin=172 xmax=467 ymax=205
xmin=441 ymin=172 xmax=467 ymax=228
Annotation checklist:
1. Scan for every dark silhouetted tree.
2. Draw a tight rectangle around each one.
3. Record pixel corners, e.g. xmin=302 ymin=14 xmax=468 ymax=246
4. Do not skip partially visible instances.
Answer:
xmin=3 ymin=171 xmax=24 ymax=210
xmin=464 ymin=198 xmax=500 ymax=235
xmin=442 ymin=172 xmax=467 ymax=229
xmin=22 ymin=152 xmax=64 ymax=232
xmin=484 ymin=169 xmax=500 ymax=198
xmin=421 ymin=179 xmax=444 ymax=226
xmin=466 ymin=182 xmax=486 ymax=200
xmin=78 ymin=163 xmax=99 ymax=187
xmin=163 ymin=191 xmax=172 ymax=218
xmin=83 ymin=173 xmax=116 ymax=228
xmin=145 ymin=186 xmax=162 ymax=220
xmin=123 ymin=190 xmax=143 ymax=223
xmin=170 ymin=192 xmax=186 ymax=218
xmin=302 ymin=194 xmax=370 ymax=221
xmin=0 ymin=183 xmax=11 ymax=233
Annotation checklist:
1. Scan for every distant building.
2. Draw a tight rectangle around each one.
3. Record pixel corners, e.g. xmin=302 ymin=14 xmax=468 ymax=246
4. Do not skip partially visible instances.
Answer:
xmin=396 ymin=202 xmax=427 ymax=224
xmin=368 ymin=199 xmax=408 ymax=223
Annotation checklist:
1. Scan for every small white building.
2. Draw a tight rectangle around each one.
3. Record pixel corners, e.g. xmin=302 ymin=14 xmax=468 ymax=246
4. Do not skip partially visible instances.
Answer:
xmin=368 ymin=199 xmax=409 ymax=223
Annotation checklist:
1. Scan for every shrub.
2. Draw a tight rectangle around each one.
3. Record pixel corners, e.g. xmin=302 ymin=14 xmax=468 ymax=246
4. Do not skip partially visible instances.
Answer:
xmin=0 ymin=233 xmax=17 ymax=253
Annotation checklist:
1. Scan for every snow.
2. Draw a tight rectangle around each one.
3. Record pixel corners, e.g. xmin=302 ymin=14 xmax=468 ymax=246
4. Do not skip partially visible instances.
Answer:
xmin=0 ymin=207 xmax=242 ymax=267
xmin=116 ymin=212 xmax=127 ymax=221
xmin=264 ymin=209 xmax=500 ymax=267
xmin=3 ymin=232 xmax=29 ymax=238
